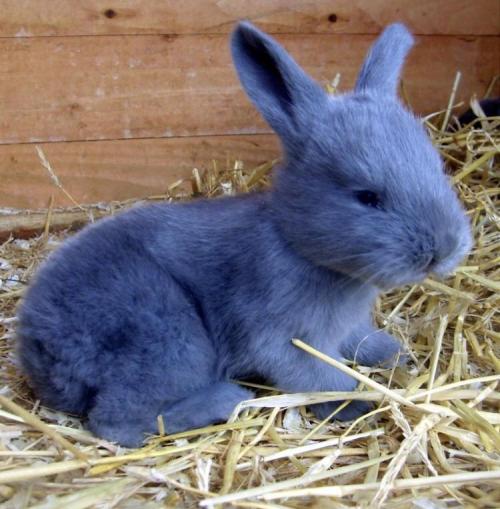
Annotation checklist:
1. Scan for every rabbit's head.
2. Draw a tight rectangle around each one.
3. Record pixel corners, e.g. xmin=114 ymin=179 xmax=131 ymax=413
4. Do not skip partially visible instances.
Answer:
xmin=231 ymin=22 xmax=472 ymax=289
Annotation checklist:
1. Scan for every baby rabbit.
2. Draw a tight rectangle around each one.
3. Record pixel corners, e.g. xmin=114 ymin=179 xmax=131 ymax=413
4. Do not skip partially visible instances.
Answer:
xmin=17 ymin=22 xmax=472 ymax=447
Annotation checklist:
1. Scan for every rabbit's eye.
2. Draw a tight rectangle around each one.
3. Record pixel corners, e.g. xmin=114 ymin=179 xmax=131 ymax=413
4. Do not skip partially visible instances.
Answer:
xmin=355 ymin=190 xmax=382 ymax=209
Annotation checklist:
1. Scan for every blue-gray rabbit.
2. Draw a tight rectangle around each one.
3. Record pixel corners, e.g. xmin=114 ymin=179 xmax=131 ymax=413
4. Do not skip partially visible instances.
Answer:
xmin=17 ymin=22 xmax=472 ymax=447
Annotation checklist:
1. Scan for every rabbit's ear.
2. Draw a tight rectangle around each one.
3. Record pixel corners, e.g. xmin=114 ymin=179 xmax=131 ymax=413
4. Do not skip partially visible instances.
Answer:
xmin=231 ymin=21 xmax=325 ymax=145
xmin=355 ymin=23 xmax=414 ymax=96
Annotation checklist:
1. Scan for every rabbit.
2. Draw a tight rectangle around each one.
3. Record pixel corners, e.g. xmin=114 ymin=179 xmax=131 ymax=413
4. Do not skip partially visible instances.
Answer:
xmin=17 ymin=22 xmax=472 ymax=448
xmin=458 ymin=97 xmax=500 ymax=127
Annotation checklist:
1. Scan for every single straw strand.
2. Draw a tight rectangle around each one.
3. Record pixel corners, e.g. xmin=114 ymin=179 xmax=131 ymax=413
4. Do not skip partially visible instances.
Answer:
xmin=441 ymin=71 xmax=461 ymax=131
xmin=426 ymin=315 xmax=449 ymax=404
xmin=261 ymin=469 xmax=500 ymax=501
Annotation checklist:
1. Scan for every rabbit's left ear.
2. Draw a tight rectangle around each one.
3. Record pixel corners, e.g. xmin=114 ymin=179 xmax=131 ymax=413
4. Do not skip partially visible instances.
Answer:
xmin=355 ymin=23 xmax=414 ymax=96
xmin=231 ymin=22 xmax=325 ymax=148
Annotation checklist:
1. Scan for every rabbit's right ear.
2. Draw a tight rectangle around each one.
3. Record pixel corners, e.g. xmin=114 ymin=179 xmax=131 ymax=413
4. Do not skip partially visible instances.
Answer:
xmin=355 ymin=23 xmax=414 ymax=97
xmin=231 ymin=22 xmax=325 ymax=147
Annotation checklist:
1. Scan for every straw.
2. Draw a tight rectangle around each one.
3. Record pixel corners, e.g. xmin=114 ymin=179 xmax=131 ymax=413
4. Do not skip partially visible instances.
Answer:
xmin=292 ymin=339 xmax=420 ymax=410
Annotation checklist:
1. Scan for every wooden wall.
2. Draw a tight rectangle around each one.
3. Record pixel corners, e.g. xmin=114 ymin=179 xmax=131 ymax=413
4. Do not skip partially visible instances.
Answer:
xmin=1 ymin=1 xmax=499 ymax=209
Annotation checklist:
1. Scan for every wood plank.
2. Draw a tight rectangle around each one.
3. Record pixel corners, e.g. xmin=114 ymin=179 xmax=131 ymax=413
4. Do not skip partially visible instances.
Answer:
xmin=0 ymin=0 xmax=498 ymax=37
xmin=0 ymin=33 xmax=498 ymax=145
xmin=0 ymin=209 xmax=108 ymax=241
xmin=0 ymin=135 xmax=280 ymax=209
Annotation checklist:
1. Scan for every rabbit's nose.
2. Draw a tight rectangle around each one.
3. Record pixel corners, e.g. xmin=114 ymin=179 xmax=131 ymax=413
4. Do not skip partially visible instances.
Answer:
xmin=427 ymin=232 xmax=461 ymax=274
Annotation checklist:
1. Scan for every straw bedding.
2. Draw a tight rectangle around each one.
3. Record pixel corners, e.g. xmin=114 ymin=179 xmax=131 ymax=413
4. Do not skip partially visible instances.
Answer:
xmin=0 ymin=91 xmax=498 ymax=508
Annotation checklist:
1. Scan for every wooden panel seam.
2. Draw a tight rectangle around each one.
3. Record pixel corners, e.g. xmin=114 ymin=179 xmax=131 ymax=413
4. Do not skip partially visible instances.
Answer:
xmin=0 ymin=131 xmax=276 ymax=147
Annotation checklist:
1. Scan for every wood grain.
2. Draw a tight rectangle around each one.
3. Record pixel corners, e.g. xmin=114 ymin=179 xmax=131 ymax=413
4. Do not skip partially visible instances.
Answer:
xmin=0 ymin=0 xmax=498 ymax=36
xmin=0 ymin=33 xmax=497 ymax=146
xmin=0 ymin=134 xmax=280 ymax=209
xmin=0 ymin=2 xmax=497 ymax=211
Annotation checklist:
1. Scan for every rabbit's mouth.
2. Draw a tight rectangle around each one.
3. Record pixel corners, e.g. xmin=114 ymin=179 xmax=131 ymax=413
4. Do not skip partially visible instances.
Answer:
xmin=374 ymin=276 xmax=421 ymax=291
xmin=372 ymin=266 xmax=459 ymax=292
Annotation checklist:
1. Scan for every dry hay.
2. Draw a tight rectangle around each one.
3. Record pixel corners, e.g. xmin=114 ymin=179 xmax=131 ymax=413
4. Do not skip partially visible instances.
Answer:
xmin=0 ymin=90 xmax=499 ymax=508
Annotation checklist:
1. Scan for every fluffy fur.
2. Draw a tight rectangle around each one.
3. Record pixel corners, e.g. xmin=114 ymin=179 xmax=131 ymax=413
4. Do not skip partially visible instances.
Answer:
xmin=17 ymin=22 xmax=472 ymax=447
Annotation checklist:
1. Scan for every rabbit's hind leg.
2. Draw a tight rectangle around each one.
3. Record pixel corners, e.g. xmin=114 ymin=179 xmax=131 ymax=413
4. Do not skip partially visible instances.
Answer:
xmin=160 ymin=382 xmax=254 ymax=434
xmin=86 ymin=277 xmax=223 ymax=448
xmin=87 ymin=388 xmax=162 ymax=447
xmin=88 ymin=382 xmax=253 ymax=447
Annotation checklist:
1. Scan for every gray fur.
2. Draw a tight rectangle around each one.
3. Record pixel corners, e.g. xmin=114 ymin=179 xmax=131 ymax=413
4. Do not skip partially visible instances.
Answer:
xmin=17 ymin=23 xmax=472 ymax=447
xmin=355 ymin=23 xmax=414 ymax=95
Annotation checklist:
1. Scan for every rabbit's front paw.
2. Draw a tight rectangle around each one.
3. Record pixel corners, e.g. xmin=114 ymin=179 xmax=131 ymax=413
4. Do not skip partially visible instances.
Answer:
xmin=370 ymin=331 xmax=408 ymax=368
xmin=349 ymin=330 xmax=407 ymax=368
xmin=311 ymin=400 xmax=372 ymax=422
